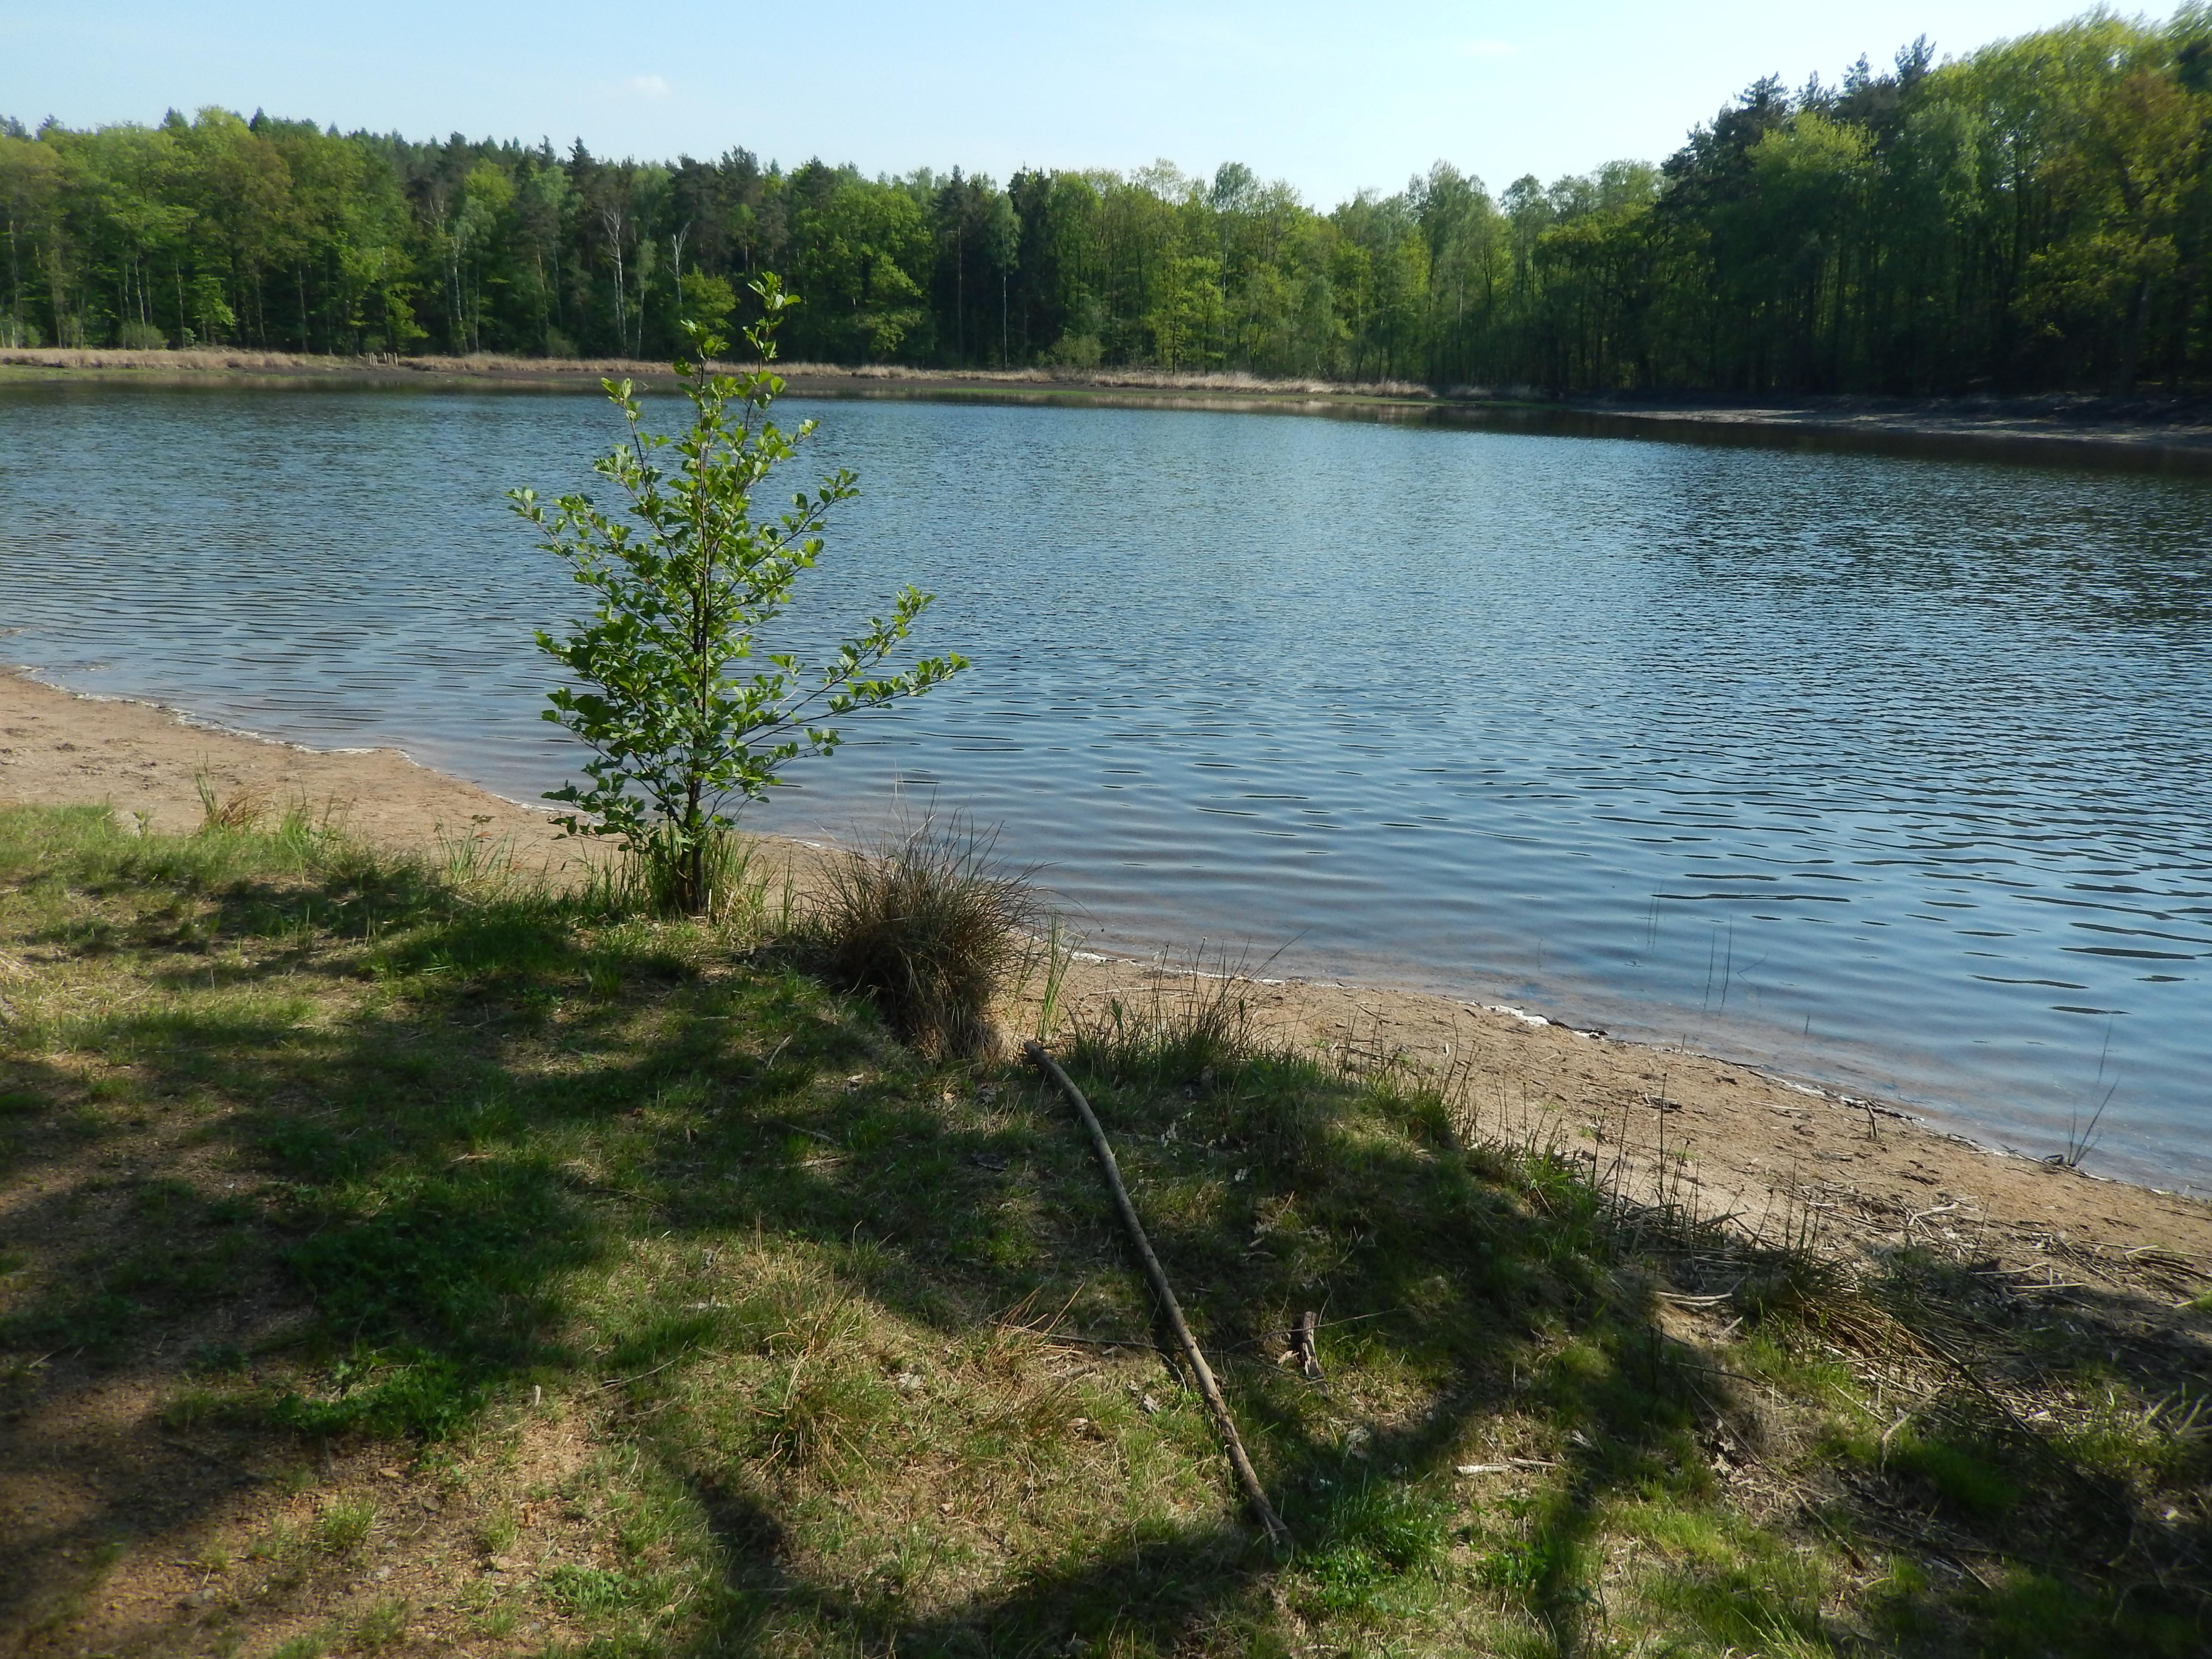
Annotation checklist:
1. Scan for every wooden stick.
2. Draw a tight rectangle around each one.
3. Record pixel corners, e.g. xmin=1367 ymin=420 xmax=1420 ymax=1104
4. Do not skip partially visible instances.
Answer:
xmin=1294 ymin=1309 xmax=1324 ymax=1380
xmin=1024 ymin=1040 xmax=1291 ymax=1548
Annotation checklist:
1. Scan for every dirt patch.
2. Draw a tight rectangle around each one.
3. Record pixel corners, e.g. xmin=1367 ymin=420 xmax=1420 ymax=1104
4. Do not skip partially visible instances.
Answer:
xmin=0 ymin=668 xmax=576 ymax=863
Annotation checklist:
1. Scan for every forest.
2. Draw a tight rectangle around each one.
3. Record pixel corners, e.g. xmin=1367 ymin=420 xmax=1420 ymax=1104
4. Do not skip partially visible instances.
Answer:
xmin=6 ymin=7 xmax=2212 ymax=394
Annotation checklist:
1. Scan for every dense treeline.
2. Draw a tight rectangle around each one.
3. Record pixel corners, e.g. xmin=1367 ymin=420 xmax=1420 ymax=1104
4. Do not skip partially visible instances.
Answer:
xmin=7 ymin=7 xmax=2212 ymax=393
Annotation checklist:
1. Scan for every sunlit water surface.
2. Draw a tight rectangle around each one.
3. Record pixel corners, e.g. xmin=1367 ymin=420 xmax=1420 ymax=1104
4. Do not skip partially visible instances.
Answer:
xmin=3 ymin=384 xmax=2208 ymax=1186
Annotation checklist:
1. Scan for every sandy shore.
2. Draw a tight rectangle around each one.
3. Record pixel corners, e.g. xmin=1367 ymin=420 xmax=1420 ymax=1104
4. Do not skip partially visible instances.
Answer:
xmin=7 ymin=348 xmax=2212 ymax=471
xmin=0 ymin=347 xmax=1427 ymax=409
xmin=1544 ymin=393 xmax=2212 ymax=472
xmin=4 ymin=667 xmax=2207 ymax=1311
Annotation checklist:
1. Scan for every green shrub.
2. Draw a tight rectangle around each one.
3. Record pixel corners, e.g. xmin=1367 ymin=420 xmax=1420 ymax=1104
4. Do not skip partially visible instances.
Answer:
xmin=513 ymin=279 xmax=963 ymax=916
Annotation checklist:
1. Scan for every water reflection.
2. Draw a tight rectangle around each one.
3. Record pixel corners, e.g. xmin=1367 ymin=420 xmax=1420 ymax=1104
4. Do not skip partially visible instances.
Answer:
xmin=0 ymin=384 xmax=2206 ymax=1186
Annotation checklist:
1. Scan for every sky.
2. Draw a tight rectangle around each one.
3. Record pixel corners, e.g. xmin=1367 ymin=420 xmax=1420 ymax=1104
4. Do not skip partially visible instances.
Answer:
xmin=3 ymin=0 xmax=2125 ymax=204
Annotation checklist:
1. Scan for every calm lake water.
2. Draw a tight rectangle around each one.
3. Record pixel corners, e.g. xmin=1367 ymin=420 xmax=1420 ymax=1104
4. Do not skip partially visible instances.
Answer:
xmin=3 ymin=384 xmax=2208 ymax=1187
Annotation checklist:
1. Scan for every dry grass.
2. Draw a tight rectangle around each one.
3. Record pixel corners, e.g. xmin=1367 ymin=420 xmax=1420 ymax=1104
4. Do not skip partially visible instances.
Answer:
xmin=192 ymin=767 xmax=271 ymax=832
xmin=781 ymin=361 xmax=1435 ymax=397
xmin=0 ymin=346 xmax=673 ymax=377
xmin=0 ymin=347 xmax=339 ymax=372
xmin=808 ymin=811 xmax=1037 ymax=1059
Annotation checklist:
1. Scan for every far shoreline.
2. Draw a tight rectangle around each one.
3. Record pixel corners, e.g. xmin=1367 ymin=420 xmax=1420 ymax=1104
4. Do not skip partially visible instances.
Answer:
xmin=7 ymin=346 xmax=2212 ymax=474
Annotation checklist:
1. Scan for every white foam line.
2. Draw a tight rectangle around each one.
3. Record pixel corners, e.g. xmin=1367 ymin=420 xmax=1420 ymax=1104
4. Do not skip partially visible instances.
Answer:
xmin=1474 ymin=1001 xmax=1554 ymax=1029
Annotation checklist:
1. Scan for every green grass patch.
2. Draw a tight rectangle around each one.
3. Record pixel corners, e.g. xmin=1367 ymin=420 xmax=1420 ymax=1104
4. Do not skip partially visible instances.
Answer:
xmin=0 ymin=803 xmax=2203 ymax=1656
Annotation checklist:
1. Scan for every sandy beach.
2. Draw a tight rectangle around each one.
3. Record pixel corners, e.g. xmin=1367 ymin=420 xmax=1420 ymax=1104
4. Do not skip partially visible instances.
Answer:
xmin=8 ymin=347 xmax=2212 ymax=472
xmin=5 ymin=666 xmax=2206 ymax=1309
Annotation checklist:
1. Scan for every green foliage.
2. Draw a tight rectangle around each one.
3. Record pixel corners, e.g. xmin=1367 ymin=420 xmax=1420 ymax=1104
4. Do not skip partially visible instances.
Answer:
xmin=540 ymin=1565 xmax=653 ymax=1616
xmin=1296 ymin=1479 xmax=1451 ymax=1613
xmin=793 ymin=181 xmax=932 ymax=359
xmin=351 ymin=1599 xmax=412 ymax=1650
xmin=10 ymin=14 xmax=2212 ymax=389
xmin=313 ymin=1496 xmax=378 ymax=1554
xmin=512 ymin=277 xmax=964 ymax=914
xmin=1067 ymin=949 xmax=1256 ymax=1090
xmin=1888 ymin=1428 xmax=2021 ymax=1516
xmin=676 ymin=269 xmax=736 ymax=337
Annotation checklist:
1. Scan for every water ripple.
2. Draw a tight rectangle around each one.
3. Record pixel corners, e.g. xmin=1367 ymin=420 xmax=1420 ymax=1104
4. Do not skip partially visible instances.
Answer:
xmin=1 ymin=387 xmax=2208 ymax=1184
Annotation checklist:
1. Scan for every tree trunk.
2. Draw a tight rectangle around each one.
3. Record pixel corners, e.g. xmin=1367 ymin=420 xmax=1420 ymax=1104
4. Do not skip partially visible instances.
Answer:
xmin=2116 ymin=271 xmax=2152 ymax=395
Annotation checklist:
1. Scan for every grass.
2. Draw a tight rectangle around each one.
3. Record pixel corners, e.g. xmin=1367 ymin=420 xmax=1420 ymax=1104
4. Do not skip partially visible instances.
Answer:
xmin=1067 ymin=944 xmax=1258 ymax=1087
xmin=0 ymin=801 xmax=2206 ymax=1656
xmin=810 ymin=811 xmax=1036 ymax=1059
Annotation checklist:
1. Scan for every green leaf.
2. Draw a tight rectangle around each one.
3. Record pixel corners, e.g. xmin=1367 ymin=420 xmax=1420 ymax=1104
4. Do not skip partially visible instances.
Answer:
xmin=512 ymin=274 xmax=965 ymax=915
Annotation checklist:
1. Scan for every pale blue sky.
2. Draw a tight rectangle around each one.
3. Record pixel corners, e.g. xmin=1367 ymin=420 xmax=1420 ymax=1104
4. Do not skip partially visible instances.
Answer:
xmin=5 ymin=1 xmax=2119 ymax=203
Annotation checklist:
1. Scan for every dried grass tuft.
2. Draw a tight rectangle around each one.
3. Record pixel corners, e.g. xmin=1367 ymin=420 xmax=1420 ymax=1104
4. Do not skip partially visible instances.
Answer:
xmin=0 ymin=345 xmax=1434 ymax=398
xmin=193 ymin=767 xmax=269 ymax=832
xmin=811 ymin=811 xmax=1037 ymax=1060
xmin=1067 ymin=946 xmax=1261 ymax=1088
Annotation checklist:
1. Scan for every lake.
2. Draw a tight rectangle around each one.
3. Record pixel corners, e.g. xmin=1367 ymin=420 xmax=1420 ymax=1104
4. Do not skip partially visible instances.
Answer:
xmin=2 ymin=382 xmax=2207 ymax=1188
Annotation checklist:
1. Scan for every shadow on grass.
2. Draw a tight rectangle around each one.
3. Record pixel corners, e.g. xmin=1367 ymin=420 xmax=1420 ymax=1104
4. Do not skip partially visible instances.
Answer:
xmin=2 ymin=806 xmax=2206 ymax=1656
xmin=1832 ymin=1253 xmax=2212 ymax=1654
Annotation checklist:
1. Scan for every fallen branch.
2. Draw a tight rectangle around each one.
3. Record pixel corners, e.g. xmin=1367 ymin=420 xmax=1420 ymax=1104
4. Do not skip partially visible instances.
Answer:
xmin=1292 ymin=1309 xmax=1324 ymax=1380
xmin=1025 ymin=1040 xmax=1292 ymax=1549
